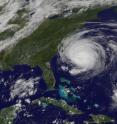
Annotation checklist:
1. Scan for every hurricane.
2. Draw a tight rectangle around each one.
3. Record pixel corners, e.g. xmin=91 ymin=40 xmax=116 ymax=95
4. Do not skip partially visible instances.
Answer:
xmin=55 ymin=20 xmax=117 ymax=114
xmin=1 ymin=1 xmax=117 ymax=124
xmin=58 ymin=22 xmax=117 ymax=80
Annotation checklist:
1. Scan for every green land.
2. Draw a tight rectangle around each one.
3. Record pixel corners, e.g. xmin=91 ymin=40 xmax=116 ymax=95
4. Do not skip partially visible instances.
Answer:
xmin=0 ymin=106 xmax=17 ymax=124
xmin=0 ymin=97 xmax=114 ymax=124
xmin=0 ymin=29 xmax=15 ymax=41
xmin=0 ymin=5 xmax=115 ymax=124
xmin=34 ymin=97 xmax=83 ymax=115
xmin=8 ymin=8 xmax=29 ymax=28
xmin=0 ymin=8 xmax=28 ymax=41
xmin=0 ymin=7 xmax=106 ymax=88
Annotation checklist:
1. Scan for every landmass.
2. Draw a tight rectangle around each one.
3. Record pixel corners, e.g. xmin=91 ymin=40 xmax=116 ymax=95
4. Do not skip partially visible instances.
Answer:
xmin=0 ymin=4 xmax=116 ymax=124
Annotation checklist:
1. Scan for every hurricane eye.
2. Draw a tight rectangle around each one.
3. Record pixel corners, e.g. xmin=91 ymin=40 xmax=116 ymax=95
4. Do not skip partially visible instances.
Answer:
xmin=58 ymin=32 xmax=108 ymax=79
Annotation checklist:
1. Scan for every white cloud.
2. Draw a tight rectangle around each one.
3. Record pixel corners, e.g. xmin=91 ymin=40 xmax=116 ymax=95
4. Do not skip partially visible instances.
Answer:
xmin=0 ymin=0 xmax=116 ymax=52
xmin=10 ymin=77 xmax=40 ymax=99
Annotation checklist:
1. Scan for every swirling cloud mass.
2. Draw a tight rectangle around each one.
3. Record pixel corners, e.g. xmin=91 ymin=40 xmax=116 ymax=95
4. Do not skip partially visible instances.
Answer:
xmin=58 ymin=22 xmax=117 ymax=80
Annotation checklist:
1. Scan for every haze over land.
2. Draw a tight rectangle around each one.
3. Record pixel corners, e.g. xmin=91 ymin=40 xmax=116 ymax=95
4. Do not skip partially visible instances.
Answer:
xmin=0 ymin=0 xmax=116 ymax=52
xmin=0 ymin=1 xmax=117 ymax=124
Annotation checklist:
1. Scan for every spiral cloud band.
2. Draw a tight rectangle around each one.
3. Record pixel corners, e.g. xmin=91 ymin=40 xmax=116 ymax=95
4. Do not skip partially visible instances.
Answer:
xmin=58 ymin=22 xmax=117 ymax=79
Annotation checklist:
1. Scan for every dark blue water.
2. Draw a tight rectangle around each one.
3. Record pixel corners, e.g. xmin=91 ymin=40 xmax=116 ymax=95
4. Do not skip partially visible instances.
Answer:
xmin=3 ymin=6 xmax=117 ymax=124
xmin=13 ymin=103 xmax=92 ymax=124
xmin=50 ymin=6 xmax=117 ymax=121
xmin=0 ymin=65 xmax=47 ymax=110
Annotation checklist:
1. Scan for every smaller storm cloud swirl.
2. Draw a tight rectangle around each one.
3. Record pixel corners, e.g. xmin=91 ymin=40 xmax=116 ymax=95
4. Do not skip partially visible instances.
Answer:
xmin=58 ymin=22 xmax=117 ymax=80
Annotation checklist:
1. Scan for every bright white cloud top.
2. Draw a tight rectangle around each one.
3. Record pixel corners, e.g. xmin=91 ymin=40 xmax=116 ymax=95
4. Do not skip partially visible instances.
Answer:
xmin=58 ymin=21 xmax=117 ymax=80
xmin=58 ymin=32 xmax=106 ymax=79
xmin=0 ymin=0 xmax=117 ymax=52
xmin=10 ymin=77 xmax=40 ymax=99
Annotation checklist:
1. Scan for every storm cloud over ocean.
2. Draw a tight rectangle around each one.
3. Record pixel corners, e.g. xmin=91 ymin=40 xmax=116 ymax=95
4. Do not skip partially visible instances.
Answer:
xmin=51 ymin=7 xmax=117 ymax=116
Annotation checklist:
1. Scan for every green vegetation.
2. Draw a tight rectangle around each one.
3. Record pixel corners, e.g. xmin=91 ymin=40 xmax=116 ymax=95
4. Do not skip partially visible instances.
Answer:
xmin=0 ymin=7 xmax=105 ymax=88
xmin=8 ymin=8 xmax=28 ymax=28
xmin=0 ymin=4 xmax=6 ymax=13
xmin=0 ymin=5 xmax=116 ymax=124
xmin=33 ymin=97 xmax=115 ymax=124
xmin=0 ymin=29 xmax=15 ymax=41
xmin=0 ymin=6 xmax=3 ymax=12
xmin=0 ymin=98 xmax=114 ymax=124
xmin=0 ymin=106 xmax=16 ymax=124
xmin=84 ymin=114 xmax=115 ymax=124
xmin=34 ymin=97 xmax=82 ymax=115
xmin=0 ymin=9 xmax=28 ymax=41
